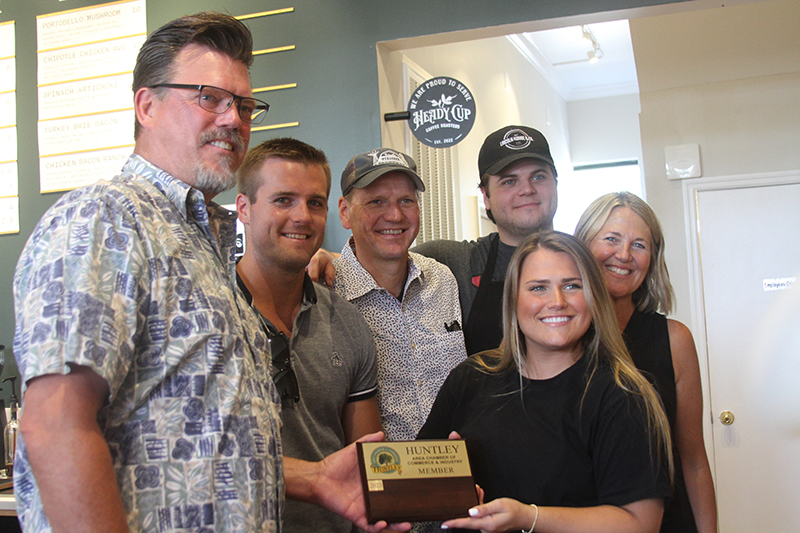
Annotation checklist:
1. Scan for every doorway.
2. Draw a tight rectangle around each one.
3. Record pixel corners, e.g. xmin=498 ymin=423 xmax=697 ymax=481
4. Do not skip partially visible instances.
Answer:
xmin=686 ymin=171 xmax=800 ymax=531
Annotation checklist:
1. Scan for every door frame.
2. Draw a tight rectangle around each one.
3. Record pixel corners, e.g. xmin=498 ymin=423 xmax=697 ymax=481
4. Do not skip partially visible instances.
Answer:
xmin=682 ymin=168 xmax=800 ymax=478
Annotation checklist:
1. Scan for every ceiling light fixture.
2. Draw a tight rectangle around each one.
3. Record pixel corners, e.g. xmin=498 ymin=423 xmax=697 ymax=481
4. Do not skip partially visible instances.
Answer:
xmin=550 ymin=24 xmax=605 ymax=66
xmin=582 ymin=25 xmax=604 ymax=64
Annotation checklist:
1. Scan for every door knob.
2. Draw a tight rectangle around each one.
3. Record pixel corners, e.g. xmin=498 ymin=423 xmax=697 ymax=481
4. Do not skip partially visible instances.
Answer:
xmin=719 ymin=411 xmax=735 ymax=425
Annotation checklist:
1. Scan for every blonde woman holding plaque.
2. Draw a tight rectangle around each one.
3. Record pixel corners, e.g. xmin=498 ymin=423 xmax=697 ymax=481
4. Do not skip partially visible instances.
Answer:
xmin=418 ymin=232 xmax=672 ymax=533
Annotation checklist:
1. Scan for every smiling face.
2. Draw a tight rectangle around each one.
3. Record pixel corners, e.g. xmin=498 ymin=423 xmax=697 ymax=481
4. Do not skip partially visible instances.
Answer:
xmin=588 ymin=207 xmax=652 ymax=301
xmin=482 ymin=158 xmax=557 ymax=246
xmin=237 ymin=157 xmax=328 ymax=274
xmin=516 ymin=248 xmax=591 ymax=359
xmin=135 ymin=44 xmax=252 ymax=198
xmin=339 ymin=171 xmax=420 ymax=268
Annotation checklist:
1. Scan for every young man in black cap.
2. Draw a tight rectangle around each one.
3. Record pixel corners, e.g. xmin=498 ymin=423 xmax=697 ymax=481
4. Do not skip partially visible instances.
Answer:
xmin=413 ymin=125 xmax=558 ymax=355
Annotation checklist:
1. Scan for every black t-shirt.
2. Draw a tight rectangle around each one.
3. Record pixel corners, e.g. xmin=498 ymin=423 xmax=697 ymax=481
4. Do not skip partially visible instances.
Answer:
xmin=418 ymin=352 xmax=671 ymax=509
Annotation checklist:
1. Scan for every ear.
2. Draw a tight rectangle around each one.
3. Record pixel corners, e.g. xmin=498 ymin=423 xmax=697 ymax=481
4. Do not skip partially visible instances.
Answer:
xmin=134 ymin=87 xmax=158 ymax=132
xmin=338 ymin=196 xmax=352 ymax=230
xmin=480 ymin=185 xmax=492 ymax=212
xmin=236 ymin=193 xmax=251 ymax=226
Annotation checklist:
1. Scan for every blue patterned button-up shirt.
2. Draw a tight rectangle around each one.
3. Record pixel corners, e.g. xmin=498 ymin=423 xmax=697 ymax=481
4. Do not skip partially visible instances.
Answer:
xmin=13 ymin=154 xmax=284 ymax=532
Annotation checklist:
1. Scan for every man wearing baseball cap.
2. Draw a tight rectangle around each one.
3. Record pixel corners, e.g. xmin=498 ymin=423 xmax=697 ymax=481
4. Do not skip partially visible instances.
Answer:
xmin=333 ymin=148 xmax=467 ymax=441
xmin=413 ymin=125 xmax=558 ymax=355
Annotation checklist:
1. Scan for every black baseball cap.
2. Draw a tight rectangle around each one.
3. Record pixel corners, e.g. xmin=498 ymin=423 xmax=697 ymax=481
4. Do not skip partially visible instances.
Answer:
xmin=341 ymin=148 xmax=425 ymax=196
xmin=478 ymin=125 xmax=556 ymax=181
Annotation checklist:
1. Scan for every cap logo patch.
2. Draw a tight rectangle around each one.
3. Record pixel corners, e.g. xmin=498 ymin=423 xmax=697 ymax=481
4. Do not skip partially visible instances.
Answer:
xmin=369 ymin=149 xmax=410 ymax=169
xmin=499 ymin=129 xmax=535 ymax=150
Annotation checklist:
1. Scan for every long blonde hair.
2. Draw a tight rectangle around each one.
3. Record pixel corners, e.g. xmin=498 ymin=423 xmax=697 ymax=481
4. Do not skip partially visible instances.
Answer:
xmin=574 ymin=192 xmax=674 ymax=314
xmin=475 ymin=231 xmax=673 ymax=480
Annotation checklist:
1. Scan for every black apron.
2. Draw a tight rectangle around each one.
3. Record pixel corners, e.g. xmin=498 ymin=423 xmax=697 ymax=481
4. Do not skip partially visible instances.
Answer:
xmin=464 ymin=234 xmax=505 ymax=355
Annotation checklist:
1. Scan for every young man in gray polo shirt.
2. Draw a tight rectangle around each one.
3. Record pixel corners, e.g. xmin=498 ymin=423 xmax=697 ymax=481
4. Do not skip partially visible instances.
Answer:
xmin=235 ymin=138 xmax=382 ymax=533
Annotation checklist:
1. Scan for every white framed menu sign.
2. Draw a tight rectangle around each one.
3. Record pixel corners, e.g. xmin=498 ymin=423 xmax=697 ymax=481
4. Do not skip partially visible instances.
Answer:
xmin=37 ymin=0 xmax=145 ymax=192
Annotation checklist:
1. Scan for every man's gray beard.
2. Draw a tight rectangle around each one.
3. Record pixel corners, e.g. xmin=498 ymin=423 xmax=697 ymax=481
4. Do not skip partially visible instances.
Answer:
xmin=194 ymin=128 xmax=246 ymax=196
xmin=195 ymin=159 xmax=236 ymax=196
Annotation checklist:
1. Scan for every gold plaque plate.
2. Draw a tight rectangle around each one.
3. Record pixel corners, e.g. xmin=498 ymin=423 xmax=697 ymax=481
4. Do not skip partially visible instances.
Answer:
xmin=357 ymin=439 xmax=479 ymax=523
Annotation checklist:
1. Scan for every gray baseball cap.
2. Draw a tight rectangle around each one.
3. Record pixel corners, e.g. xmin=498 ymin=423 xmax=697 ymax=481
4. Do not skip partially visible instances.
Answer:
xmin=341 ymin=148 xmax=425 ymax=196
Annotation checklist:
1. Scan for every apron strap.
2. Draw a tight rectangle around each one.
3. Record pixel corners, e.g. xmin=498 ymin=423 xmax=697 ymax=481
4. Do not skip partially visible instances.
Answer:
xmin=464 ymin=234 xmax=504 ymax=354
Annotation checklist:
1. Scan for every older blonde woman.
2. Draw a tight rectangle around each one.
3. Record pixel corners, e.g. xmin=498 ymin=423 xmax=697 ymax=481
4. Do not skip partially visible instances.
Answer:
xmin=418 ymin=231 xmax=671 ymax=533
xmin=575 ymin=193 xmax=717 ymax=533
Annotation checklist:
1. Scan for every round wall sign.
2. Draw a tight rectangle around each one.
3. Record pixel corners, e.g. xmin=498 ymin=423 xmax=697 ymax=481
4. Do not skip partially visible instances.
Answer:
xmin=408 ymin=76 xmax=476 ymax=148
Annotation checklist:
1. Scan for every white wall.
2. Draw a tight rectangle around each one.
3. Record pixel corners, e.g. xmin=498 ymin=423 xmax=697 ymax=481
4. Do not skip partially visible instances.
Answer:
xmin=631 ymin=1 xmax=800 ymax=328
xmin=567 ymin=94 xmax=642 ymax=165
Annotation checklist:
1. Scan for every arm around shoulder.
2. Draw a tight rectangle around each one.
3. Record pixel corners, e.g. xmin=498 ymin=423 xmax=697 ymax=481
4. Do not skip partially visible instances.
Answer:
xmin=307 ymin=248 xmax=341 ymax=286
xmin=412 ymin=238 xmax=470 ymax=267
xmin=667 ymin=319 xmax=718 ymax=533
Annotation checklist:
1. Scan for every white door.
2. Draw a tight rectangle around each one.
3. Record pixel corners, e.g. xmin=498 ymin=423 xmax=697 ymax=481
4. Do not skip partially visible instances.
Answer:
xmin=689 ymin=174 xmax=800 ymax=532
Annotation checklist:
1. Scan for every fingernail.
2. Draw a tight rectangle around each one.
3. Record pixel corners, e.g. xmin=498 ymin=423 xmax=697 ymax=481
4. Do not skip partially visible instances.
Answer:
xmin=440 ymin=526 xmax=449 ymax=530
xmin=469 ymin=508 xmax=479 ymax=517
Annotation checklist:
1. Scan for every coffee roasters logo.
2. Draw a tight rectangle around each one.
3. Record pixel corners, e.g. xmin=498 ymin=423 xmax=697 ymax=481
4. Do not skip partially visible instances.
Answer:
xmin=408 ymin=76 xmax=476 ymax=148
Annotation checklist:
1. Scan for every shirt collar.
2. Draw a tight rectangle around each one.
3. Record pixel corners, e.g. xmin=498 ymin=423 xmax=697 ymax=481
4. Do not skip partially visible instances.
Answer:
xmin=335 ymin=237 xmax=424 ymax=301
xmin=124 ymin=153 xmax=238 ymax=272
xmin=236 ymin=268 xmax=318 ymax=308
xmin=123 ymin=154 xmax=208 ymax=222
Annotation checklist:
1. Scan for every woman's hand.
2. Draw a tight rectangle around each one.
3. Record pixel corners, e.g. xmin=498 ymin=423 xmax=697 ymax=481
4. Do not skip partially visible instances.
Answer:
xmin=442 ymin=498 xmax=536 ymax=532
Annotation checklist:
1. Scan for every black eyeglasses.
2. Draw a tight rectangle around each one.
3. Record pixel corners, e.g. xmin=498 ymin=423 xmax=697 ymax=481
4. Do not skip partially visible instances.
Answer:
xmin=150 ymin=83 xmax=270 ymax=124
xmin=267 ymin=328 xmax=300 ymax=404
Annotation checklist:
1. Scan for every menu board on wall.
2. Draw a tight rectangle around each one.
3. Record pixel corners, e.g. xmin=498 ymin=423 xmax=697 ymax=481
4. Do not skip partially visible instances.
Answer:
xmin=36 ymin=0 xmax=146 ymax=193
xmin=0 ymin=20 xmax=19 ymax=234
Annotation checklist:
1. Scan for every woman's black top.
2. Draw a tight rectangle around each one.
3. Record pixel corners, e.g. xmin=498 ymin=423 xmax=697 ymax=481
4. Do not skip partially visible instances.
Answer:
xmin=418 ymin=352 xmax=670 ymax=521
xmin=624 ymin=309 xmax=698 ymax=532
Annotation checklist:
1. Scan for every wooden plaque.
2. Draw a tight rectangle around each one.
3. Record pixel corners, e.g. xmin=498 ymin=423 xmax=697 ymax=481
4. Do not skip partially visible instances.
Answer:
xmin=357 ymin=439 xmax=479 ymax=523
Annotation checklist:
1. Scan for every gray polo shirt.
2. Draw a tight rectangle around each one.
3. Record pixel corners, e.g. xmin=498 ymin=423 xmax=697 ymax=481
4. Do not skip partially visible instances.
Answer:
xmin=238 ymin=273 xmax=378 ymax=533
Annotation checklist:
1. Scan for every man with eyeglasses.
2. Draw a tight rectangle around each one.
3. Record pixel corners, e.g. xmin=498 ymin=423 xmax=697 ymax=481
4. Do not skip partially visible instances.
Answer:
xmin=13 ymin=13 xmax=406 ymax=533
xmin=235 ymin=138 xmax=382 ymax=533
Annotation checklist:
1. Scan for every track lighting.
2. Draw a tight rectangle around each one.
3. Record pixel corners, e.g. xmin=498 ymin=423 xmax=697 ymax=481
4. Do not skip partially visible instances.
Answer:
xmin=582 ymin=25 xmax=604 ymax=64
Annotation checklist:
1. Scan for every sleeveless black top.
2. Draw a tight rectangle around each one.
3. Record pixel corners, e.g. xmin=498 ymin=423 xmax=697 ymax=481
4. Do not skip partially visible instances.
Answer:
xmin=624 ymin=310 xmax=698 ymax=533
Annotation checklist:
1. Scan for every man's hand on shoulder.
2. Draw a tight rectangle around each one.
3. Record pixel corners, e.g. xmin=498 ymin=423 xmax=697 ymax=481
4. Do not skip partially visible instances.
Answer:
xmin=307 ymin=248 xmax=340 ymax=287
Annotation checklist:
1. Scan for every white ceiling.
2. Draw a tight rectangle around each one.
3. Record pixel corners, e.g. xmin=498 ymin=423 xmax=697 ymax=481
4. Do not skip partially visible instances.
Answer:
xmin=508 ymin=19 xmax=639 ymax=101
